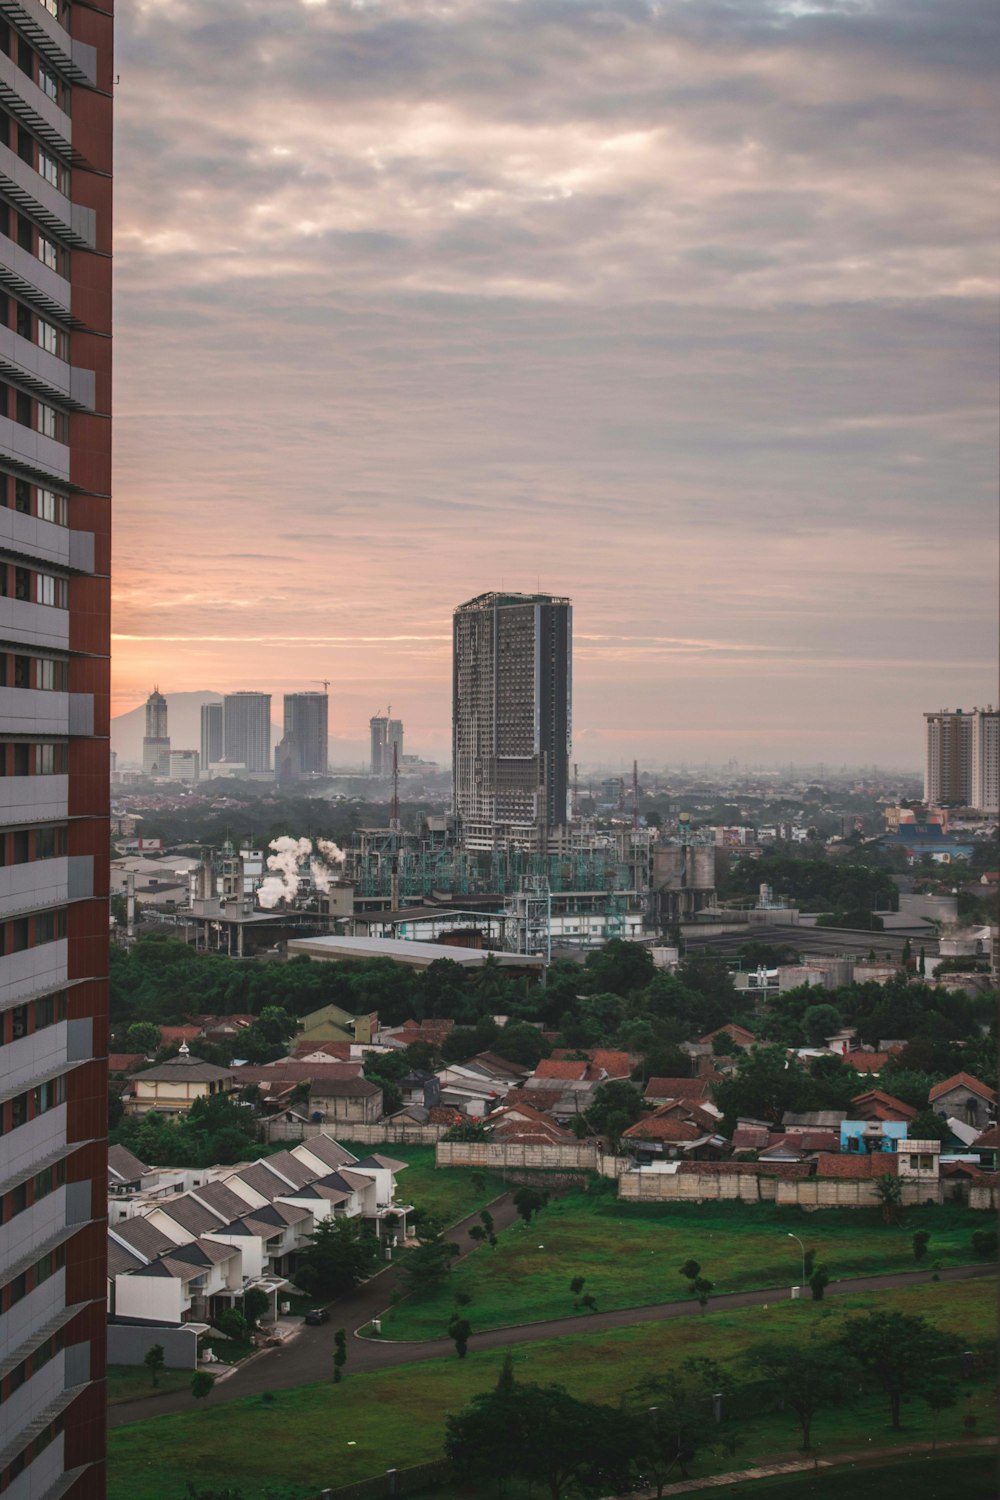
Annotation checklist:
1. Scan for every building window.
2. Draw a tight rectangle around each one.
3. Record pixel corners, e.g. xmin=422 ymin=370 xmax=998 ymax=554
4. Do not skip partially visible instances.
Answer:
xmin=36 ymin=572 xmax=68 ymax=608
xmin=36 ymin=489 xmax=67 ymax=525
xmin=15 ymin=479 xmax=31 ymax=513
xmin=15 ymin=391 xmax=31 ymax=427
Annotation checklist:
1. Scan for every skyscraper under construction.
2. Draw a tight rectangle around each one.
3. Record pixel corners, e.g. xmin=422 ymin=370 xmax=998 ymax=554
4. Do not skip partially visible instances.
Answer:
xmin=452 ymin=591 xmax=571 ymax=852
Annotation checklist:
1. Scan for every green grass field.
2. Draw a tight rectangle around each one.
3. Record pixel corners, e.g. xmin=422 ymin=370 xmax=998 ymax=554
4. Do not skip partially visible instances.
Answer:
xmin=381 ymin=1188 xmax=991 ymax=1338
xmin=108 ymin=1276 xmax=995 ymax=1500
xmin=713 ymin=1450 xmax=998 ymax=1500
xmin=106 ymin=1365 xmax=192 ymax=1406
xmin=338 ymin=1142 xmax=508 ymax=1228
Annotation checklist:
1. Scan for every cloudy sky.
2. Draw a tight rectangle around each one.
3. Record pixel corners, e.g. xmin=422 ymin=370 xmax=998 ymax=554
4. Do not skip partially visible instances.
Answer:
xmin=111 ymin=0 xmax=998 ymax=768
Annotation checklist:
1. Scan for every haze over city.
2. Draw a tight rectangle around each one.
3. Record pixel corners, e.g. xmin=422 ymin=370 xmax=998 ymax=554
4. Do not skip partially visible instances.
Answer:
xmin=110 ymin=0 xmax=998 ymax=767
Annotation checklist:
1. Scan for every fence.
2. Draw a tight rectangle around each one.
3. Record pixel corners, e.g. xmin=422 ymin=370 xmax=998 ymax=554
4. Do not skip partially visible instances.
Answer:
xmin=262 ymin=1120 xmax=447 ymax=1146
xmin=618 ymin=1171 xmax=963 ymax=1210
xmin=436 ymin=1140 xmax=601 ymax=1172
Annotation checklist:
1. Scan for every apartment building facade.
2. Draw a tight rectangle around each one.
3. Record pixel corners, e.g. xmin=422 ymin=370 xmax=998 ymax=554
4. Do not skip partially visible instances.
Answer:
xmin=452 ymin=592 xmax=572 ymax=851
xmin=0 ymin=3 xmax=112 ymax=1497
xmin=924 ymin=707 xmax=999 ymax=813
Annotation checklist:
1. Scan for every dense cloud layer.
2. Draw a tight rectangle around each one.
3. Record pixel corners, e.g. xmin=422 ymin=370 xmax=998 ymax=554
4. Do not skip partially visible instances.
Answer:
xmin=112 ymin=0 xmax=998 ymax=764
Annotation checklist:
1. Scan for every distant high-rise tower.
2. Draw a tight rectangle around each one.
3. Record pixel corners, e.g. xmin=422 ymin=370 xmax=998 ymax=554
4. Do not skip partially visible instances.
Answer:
xmin=0 ymin=1 xmax=114 ymax=1493
xmin=283 ymin=692 xmax=328 ymax=775
xmin=925 ymin=707 xmax=999 ymax=813
xmin=370 ymin=714 xmax=404 ymax=777
xmin=200 ymin=701 xmax=224 ymax=769
xmin=453 ymin=592 xmax=572 ymax=851
xmin=223 ymin=692 xmax=272 ymax=772
xmin=142 ymin=688 xmax=171 ymax=776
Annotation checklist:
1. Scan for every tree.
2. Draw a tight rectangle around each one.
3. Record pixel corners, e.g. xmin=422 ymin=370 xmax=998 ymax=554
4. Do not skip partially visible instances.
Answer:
xmin=692 ymin=1276 xmax=714 ymax=1313
xmin=909 ymin=1110 xmax=950 ymax=1144
xmin=446 ymin=1370 xmax=628 ymax=1499
xmin=744 ymin=1341 xmax=858 ymax=1450
xmin=398 ymin=1231 xmax=460 ymax=1297
xmin=513 ymin=1186 xmax=548 ymax=1224
xmin=624 ymin=1379 xmax=717 ymax=1491
xmin=144 ymin=1343 xmax=165 ymax=1388
xmin=295 ymin=1216 xmax=379 ymax=1300
xmin=920 ymin=1372 xmax=957 ymax=1449
xmin=125 ymin=1021 xmax=162 ymax=1054
xmin=837 ymin=1311 xmax=964 ymax=1429
xmin=448 ymin=1315 xmax=472 ymax=1358
xmin=191 ymin=1370 xmax=215 ymax=1400
xmin=679 ymin=1259 xmax=701 ymax=1282
xmin=802 ymin=1004 xmax=844 ymax=1047
xmin=912 ymin=1230 xmax=931 ymax=1262
xmin=332 ymin=1328 xmax=347 ymax=1383
xmin=585 ymin=1079 xmax=643 ymax=1136
xmin=215 ymin=1309 xmax=248 ymax=1342
xmin=803 ymin=1248 xmax=817 ymax=1279
xmin=242 ymin=1288 xmax=269 ymax=1328
xmin=584 ymin=938 xmax=655 ymax=997
xmin=808 ymin=1265 xmax=830 ymax=1301
xmin=872 ymin=1172 xmax=904 ymax=1225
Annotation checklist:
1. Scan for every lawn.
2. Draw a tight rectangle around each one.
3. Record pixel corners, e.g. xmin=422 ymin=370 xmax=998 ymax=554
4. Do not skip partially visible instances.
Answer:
xmin=381 ymin=1188 xmax=992 ymax=1339
xmin=106 ymin=1365 xmax=192 ymax=1406
xmin=108 ymin=1276 xmax=995 ymax=1500
xmin=710 ymin=1450 xmax=998 ymax=1500
xmin=338 ymin=1142 xmax=508 ymax=1228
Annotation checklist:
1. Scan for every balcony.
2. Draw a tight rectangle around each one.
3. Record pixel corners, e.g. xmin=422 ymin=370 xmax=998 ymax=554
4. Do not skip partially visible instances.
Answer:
xmin=0 ymin=937 xmax=67 ymax=1010
xmin=0 ymin=596 xmax=69 ymax=653
xmin=0 ymin=507 xmax=94 ymax=574
xmin=0 ymin=689 xmax=93 ymax=739
xmin=0 ymin=774 xmax=68 ymax=826
xmin=0 ymin=411 xmax=68 ymax=482
xmin=0 ymin=855 xmax=93 ymax=918
xmin=0 ymin=234 xmax=70 ymax=322
xmin=0 ymin=323 xmax=95 ymax=412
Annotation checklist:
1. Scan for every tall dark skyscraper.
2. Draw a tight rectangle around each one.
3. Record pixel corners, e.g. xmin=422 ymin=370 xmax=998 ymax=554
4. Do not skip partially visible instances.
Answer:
xmin=223 ymin=691 xmax=271 ymax=772
xmin=452 ymin=592 xmax=572 ymax=851
xmin=0 ymin=2 xmax=113 ymax=1494
xmin=283 ymin=692 xmax=328 ymax=775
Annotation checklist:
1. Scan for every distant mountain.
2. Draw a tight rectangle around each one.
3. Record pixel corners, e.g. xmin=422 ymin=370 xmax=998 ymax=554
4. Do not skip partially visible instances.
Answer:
xmin=111 ymin=691 xmax=369 ymax=769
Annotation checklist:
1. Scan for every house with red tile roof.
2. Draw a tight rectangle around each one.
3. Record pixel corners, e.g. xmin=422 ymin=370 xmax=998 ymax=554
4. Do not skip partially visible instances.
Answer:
xmin=643 ymin=1076 xmax=715 ymax=1106
xmin=928 ymin=1072 xmax=996 ymax=1127
xmin=851 ymin=1089 xmax=919 ymax=1122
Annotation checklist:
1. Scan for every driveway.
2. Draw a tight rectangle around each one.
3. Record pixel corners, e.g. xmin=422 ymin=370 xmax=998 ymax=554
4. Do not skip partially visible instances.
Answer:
xmin=109 ymin=1251 xmax=993 ymax=1429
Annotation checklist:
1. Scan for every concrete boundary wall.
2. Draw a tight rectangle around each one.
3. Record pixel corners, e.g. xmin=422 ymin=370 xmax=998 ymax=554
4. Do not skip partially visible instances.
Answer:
xmin=617 ymin=1172 xmax=960 ymax=1209
xmin=107 ymin=1322 xmax=199 ymax=1369
xmin=263 ymin=1120 xmax=446 ymax=1146
xmin=436 ymin=1141 xmax=601 ymax=1172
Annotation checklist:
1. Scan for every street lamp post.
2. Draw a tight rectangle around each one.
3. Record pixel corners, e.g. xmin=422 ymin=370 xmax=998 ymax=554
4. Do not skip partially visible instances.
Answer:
xmin=787 ymin=1232 xmax=806 ymax=1285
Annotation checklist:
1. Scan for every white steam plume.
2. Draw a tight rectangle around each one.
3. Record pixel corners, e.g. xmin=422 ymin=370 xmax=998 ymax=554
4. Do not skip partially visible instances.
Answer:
xmin=256 ymin=835 xmax=313 ymax=909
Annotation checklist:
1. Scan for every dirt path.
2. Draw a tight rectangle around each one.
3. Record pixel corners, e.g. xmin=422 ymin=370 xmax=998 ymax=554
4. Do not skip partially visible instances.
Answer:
xmin=109 ymin=1258 xmax=994 ymax=1429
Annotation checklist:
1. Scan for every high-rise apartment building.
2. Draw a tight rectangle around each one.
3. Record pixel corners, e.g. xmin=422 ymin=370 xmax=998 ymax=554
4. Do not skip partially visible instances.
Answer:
xmin=199 ymin=701 xmax=223 ymax=770
xmin=924 ymin=707 xmax=999 ymax=813
xmin=369 ymin=714 xmax=403 ymax=777
xmin=283 ymin=692 xmax=328 ymax=775
xmin=452 ymin=592 xmax=572 ymax=851
xmin=223 ymin=692 xmax=271 ymax=773
xmin=141 ymin=687 xmax=169 ymax=776
xmin=0 ymin=3 xmax=113 ymax=1497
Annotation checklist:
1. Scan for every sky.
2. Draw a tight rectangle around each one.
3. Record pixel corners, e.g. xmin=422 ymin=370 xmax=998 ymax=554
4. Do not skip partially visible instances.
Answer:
xmin=111 ymin=0 xmax=999 ymax=769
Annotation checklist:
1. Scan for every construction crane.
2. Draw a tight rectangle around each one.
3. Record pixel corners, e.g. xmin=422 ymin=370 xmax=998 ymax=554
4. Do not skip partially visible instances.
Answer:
xmin=316 ymin=680 xmax=330 ymax=692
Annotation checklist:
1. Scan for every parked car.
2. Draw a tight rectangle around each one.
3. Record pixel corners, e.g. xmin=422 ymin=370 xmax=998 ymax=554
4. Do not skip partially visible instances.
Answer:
xmin=304 ymin=1308 xmax=330 ymax=1326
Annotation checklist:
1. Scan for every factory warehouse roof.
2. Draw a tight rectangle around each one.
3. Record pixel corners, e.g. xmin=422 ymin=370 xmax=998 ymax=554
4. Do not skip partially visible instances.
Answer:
xmin=287 ymin=935 xmax=545 ymax=969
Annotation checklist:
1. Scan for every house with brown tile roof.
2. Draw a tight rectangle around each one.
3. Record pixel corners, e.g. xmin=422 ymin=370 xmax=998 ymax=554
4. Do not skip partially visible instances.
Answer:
xmin=643 ymin=1076 xmax=713 ymax=1105
xmin=700 ymin=1024 xmax=756 ymax=1050
xmin=851 ymin=1090 xmax=919 ymax=1121
xmin=815 ymin=1151 xmax=899 ymax=1179
xmin=928 ymin=1072 xmax=996 ymax=1127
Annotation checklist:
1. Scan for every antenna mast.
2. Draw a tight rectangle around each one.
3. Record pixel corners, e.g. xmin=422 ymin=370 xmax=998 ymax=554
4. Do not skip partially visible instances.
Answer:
xmin=389 ymin=743 xmax=400 ymax=829
xmin=632 ymin=759 xmax=640 ymax=830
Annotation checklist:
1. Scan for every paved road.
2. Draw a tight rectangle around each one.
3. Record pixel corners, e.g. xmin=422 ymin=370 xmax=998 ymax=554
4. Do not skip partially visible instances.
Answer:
xmin=109 ymin=1255 xmax=993 ymax=1430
